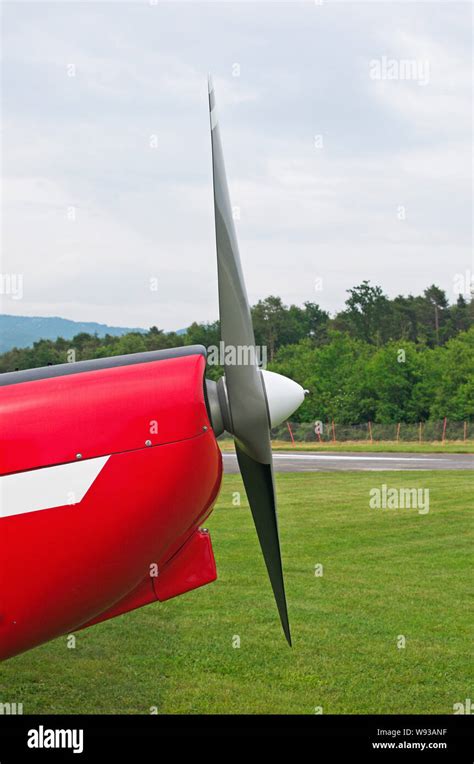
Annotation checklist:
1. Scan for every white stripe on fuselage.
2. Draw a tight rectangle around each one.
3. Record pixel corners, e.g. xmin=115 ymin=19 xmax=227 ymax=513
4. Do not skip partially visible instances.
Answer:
xmin=0 ymin=456 xmax=109 ymax=518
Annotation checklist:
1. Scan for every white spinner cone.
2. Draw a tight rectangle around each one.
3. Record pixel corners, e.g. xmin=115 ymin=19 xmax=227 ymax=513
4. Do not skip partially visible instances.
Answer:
xmin=261 ymin=370 xmax=305 ymax=428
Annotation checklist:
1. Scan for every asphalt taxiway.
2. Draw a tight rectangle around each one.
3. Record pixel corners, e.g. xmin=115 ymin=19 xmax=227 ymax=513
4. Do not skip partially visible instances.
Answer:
xmin=222 ymin=451 xmax=474 ymax=473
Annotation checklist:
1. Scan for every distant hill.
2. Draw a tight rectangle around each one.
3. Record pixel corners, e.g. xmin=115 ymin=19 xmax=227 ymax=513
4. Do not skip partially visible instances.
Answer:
xmin=0 ymin=314 xmax=146 ymax=353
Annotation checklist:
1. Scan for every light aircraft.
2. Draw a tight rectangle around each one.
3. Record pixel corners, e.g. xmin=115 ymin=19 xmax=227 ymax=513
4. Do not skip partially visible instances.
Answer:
xmin=0 ymin=77 xmax=305 ymax=660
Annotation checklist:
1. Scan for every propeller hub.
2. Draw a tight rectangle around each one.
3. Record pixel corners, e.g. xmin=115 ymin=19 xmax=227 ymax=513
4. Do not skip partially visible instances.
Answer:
xmin=206 ymin=370 xmax=304 ymax=436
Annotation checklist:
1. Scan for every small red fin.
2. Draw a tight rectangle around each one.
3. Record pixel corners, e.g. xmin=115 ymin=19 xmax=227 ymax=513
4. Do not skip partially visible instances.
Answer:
xmin=79 ymin=530 xmax=217 ymax=630
xmin=153 ymin=529 xmax=217 ymax=602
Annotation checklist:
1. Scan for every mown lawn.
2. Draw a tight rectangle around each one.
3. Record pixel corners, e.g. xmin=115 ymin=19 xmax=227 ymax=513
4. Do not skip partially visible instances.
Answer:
xmin=1 ymin=471 xmax=472 ymax=715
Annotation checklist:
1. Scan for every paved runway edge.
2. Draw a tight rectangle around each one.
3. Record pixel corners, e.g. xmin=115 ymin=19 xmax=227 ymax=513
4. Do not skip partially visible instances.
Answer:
xmin=222 ymin=451 xmax=474 ymax=473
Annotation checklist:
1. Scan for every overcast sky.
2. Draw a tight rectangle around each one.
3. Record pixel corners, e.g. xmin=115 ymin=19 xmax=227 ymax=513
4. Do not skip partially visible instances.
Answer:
xmin=2 ymin=1 xmax=472 ymax=330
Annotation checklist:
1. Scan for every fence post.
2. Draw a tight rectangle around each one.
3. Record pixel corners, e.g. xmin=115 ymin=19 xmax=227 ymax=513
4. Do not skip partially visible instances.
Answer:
xmin=464 ymin=421 xmax=467 ymax=442
xmin=368 ymin=420 xmax=373 ymax=445
xmin=287 ymin=421 xmax=295 ymax=447
xmin=442 ymin=417 xmax=447 ymax=445
xmin=331 ymin=419 xmax=336 ymax=444
xmin=396 ymin=422 xmax=400 ymax=443
xmin=419 ymin=421 xmax=422 ymax=445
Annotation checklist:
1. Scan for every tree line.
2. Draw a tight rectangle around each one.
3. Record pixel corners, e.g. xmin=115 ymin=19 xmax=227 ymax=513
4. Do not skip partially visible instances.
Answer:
xmin=1 ymin=282 xmax=472 ymax=424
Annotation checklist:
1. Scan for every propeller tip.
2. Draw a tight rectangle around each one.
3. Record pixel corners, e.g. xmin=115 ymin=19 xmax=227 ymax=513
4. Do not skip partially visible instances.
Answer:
xmin=207 ymin=73 xmax=214 ymax=94
xmin=284 ymin=624 xmax=292 ymax=647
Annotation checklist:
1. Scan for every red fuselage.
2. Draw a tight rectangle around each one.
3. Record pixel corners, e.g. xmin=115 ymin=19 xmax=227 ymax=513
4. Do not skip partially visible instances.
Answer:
xmin=0 ymin=347 xmax=222 ymax=660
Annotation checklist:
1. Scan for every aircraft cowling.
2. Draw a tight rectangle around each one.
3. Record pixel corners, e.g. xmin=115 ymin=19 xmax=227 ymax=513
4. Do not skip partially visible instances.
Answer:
xmin=0 ymin=349 xmax=222 ymax=660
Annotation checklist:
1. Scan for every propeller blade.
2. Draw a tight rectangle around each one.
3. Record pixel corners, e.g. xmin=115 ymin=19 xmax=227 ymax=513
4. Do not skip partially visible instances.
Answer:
xmin=208 ymin=74 xmax=269 ymax=464
xmin=236 ymin=445 xmax=292 ymax=646
xmin=208 ymin=74 xmax=292 ymax=644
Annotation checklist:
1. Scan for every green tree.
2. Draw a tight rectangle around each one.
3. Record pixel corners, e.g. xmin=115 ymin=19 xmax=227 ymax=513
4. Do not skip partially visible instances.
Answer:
xmin=184 ymin=321 xmax=220 ymax=350
xmin=271 ymin=332 xmax=375 ymax=424
xmin=340 ymin=281 xmax=392 ymax=345
xmin=446 ymin=295 xmax=471 ymax=338
xmin=110 ymin=333 xmax=147 ymax=356
xmin=366 ymin=342 xmax=422 ymax=423
xmin=429 ymin=327 xmax=474 ymax=420
xmin=252 ymin=297 xmax=295 ymax=362
xmin=423 ymin=285 xmax=449 ymax=345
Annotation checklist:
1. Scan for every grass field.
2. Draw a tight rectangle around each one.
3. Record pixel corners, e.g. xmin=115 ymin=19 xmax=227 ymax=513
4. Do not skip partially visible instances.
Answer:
xmin=219 ymin=439 xmax=474 ymax=453
xmin=1 ymin=471 xmax=472 ymax=715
